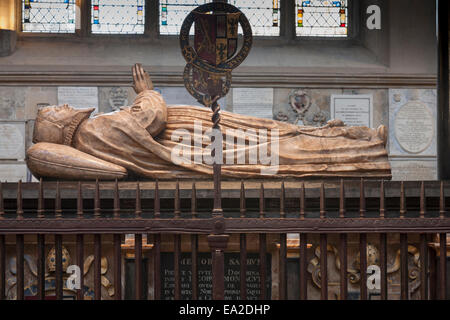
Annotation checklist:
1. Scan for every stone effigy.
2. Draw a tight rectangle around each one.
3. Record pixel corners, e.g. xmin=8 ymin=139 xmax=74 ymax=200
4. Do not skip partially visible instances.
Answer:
xmin=26 ymin=64 xmax=391 ymax=180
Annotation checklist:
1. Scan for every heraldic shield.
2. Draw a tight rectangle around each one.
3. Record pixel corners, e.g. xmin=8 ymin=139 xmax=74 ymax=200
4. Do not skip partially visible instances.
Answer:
xmin=192 ymin=12 xmax=240 ymax=97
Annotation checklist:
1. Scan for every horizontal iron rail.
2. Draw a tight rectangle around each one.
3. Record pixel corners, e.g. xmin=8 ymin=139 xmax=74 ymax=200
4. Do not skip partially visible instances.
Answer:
xmin=0 ymin=180 xmax=448 ymax=199
xmin=0 ymin=217 xmax=450 ymax=234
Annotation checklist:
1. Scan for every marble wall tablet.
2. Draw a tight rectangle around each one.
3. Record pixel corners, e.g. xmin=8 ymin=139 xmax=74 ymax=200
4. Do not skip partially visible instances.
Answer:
xmin=233 ymin=88 xmax=274 ymax=119
xmin=0 ymin=121 xmax=25 ymax=160
xmin=0 ymin=162 xmax=28 ymax=182
xmin=57 ymin=87 xmax=99 ymax=113
xmin=156 ymin=87 xmax=226 ymax=108
xmin=389 ymin=89 xmax=437 ymax=156
xmin=330 ymin=94 xmax=373 ymax=127
xmin=390 ymin=159 xmax=437 ymax=181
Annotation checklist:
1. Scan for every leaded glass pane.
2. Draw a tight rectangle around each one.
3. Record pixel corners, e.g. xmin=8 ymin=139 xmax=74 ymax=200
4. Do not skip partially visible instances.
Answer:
xmin=22 ymin=0 xmax=76 ymax=33
xmin=159 ymin=0 xmax=279 ymax=36
xmin=296 ymin=0 xmax=348 ymax=37
xmin=91 ymin=0 xmax=145 ymax=34
xmin=159 ymin=0 xmax=207 ymax=36
xmin=230 ymin=0 xmax=280 ymax=36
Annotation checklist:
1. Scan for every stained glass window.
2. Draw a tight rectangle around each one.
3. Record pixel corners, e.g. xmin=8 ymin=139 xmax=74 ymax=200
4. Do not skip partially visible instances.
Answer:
xmin=296 ymin=0 xmax=348 ymax=37
xmin=22 ymin=0 xmax=76 ymax=33
xmin=230 ymin=0 xmax=280 ymax=36
xmin=159 ymin=0 xmax=279 ymax=36
xmin=160 ymin=0 xmax=207 ymax=36
xmin=91 ymin=0 xmax=145 ymax=34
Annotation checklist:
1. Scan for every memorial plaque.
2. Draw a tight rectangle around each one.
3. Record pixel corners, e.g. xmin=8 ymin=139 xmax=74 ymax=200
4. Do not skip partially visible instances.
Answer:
xmin=390 ymin=159 xmax=437 ymax=181
xmin=394 ymin=100 xmax=434 ymax=154
xmin=389 ymin=89 xmax=437 ymax=156
xmin=58 ymin=87 xmax=99 ymax=112
xmin=233 ymin=88 xmax=274 ymax=119
xmin=161 ymin=253 xmax=271 ymax=300
xmin=0 ymin=163 xmax=28 ymax=182
xmin=330 ymin=95 xmax=373 ymax=127
xmin=156 ymin=87 xmax=226 ymax=108
xmin=0 ymin=121 xmax=25 ymax=160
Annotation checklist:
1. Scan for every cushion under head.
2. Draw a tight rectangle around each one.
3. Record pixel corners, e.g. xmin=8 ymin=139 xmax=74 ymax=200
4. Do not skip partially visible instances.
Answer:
xmin=26 ymin=142 xmax=127 ymax=180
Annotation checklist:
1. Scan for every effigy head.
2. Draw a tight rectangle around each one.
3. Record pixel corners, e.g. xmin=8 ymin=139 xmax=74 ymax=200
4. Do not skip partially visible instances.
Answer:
xmin=33 ymin=104 xmax=94 ymax=145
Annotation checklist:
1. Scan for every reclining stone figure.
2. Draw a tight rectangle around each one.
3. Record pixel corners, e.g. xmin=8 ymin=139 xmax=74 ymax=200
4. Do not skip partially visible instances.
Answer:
xmin=26 ymin=64 xmax=391 ymax=180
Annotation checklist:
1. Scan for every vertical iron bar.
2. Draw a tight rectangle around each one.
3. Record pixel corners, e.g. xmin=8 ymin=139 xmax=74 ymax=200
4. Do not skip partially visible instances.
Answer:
xmin=279 ymin=233 xmax=287 ymax=299
xmin=320 ymin=183 xmax=325 ymax=219
xmin=379 ymin=180 xmax=385 ymax=218
xmin=37 ymin=234 xmax=45 ymax=300
xmin=380 ymin=233 xmax=388 ymax=300
xmin=154 ymin=180 xmax=160 ymax=218
xmin=439 ymin=233 xmax=447 ymax=300
xmin=76 ymin=234 xmax=84 ymax=301
xmin=280 ymin=181 xmax=285 ymax=218
xmin=191 ymin=182 xmax=197 ymax=219
xmin=429 ymin=235 xmax=437 ymax=299
xmin=94 ymin=179 xmax=100 ymax=218
xmin=259 ymin=183 xmax=265 ymax=218
xmin=114 ymin=234 xmax=121 ymax=300
xmin=191 ymin=234 xmax=198 ymax=300
xmin=77 ymin=181 xmax=83 ymax=218
xmin=0 ymin=235 xmax=5 ymax=300
xmin=400 ymin=181 xmax=406 ymax=218
xmin=55 ymin=234 xmax=63 ymax=300
xmin=135 ymin=234 xmax=143 ymax=300
xmin=320 ymin=234 xmax=327 ymax=300
xmin=420 ymin=233 xmax=428 ymax=300
xmin=0 ymin=182 xmax=3 ymax=219
xmin=339 ymin=179 xmax=345 ymax=218
xmin=440 ymin=181 xmax=445 ymax=219
xmin=94 ymin=234 xmax=101 ymax=300
xmin=208 ymin=235 xmax=229 ymax=300
xmin=299 ymin=233 xmax=307 ymax=300
xmin=400 ymin=233 xmax=409 ymax=300
xmin=240 ymin=180 xmax=246 ymax=218
xmin=174 ymin=234 xmax=181 ymax=300
xmin=16 ymin=234 xmax=24 ymax=300
xmin=420 ymin=181 xmax=425 ymax=218
xmin=339 ymin=234 xmax=347 ymax=300
xmin=136 ymin=182 xmax=142 ymax=219
xmin=359 ymin=233 xmax=367 ymax=300
xmin=153 ymin=234 xmax=161 ymax=300
xmin=37 ymin=178 xmax=44 ymax=218
xmin=259 ymin=234 xmax=267 ymax=300
xmin=437 ymin=0 xmax=450 ymax=179
xmin=17 ymin=180 xmax=23 ymax=219
xmin=55 ymin=181 xmax=62 ymax=219
xmin=300 ymin=182 xmax=305 ymax=219
xmin=174 ymin=180 xmax=181 ymax=219
xmin=360 ymin=178 xmax=365 ymax=218
xmin=240 ymin=233 xmax=247 ymax=300
xmin=113 ymin=179 xmax=120 ymax=219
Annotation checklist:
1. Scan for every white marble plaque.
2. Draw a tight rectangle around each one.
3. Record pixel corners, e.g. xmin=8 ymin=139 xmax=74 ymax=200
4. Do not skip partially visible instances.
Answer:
xmin=390 ymin=159 xmax=437 ymax=181
xmin=233 ymin=88 xmax=274 ymax=119
xmin=389 ymin=89 xmax=437 ymax=156
xmin=0 ymin=163 xmax=28 ymax=182
xmin=156 ymin=87 xmax=226 ymax=108
xmin=0 ymin=121 xmax=25 ymax=160
xmin=58 ymin=87 xmax=99 ymax=112
xmin=330 ymin=95 xmax=373 ymax=127
xmin=394 ymin=101 xmax=434 ymax=154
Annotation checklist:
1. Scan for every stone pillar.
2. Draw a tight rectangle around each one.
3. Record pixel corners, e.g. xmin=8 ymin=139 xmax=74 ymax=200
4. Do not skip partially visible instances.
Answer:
xmin=0 ymin=29 xmax=16 ymax=57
